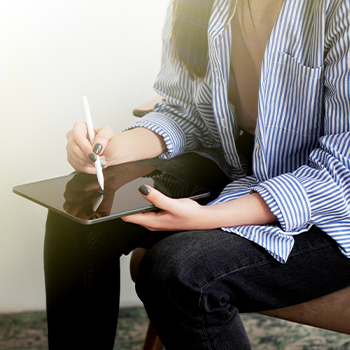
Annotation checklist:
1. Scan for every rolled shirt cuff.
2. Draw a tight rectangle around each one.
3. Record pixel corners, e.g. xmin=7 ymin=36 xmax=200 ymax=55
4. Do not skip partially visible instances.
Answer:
xmin=126 ymin=113 xmax=186 ymax=160
xmin=252 ymin=173 xmax=311 ymax=232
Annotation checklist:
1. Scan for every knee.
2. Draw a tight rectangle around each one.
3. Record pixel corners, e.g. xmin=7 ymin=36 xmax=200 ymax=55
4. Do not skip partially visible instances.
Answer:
xmin=135 ymin=232 xmax=202 ymax=307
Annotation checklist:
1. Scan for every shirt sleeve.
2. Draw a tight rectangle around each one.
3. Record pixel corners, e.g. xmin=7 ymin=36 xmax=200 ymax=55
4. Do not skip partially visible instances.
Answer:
xmin=211 ymin=0 xmax=350 ymax=263
xmin=253 ymin=133 xmax=350 ymax=231
xmin=126 ymin=2 xmax=220 ymax=160
xmin=253 ymin=0 xmax=350 ymax=238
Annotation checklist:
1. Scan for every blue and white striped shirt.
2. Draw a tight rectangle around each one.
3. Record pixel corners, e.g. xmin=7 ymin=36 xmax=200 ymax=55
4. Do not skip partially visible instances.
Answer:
xmin=130 ymin=0 xmax=350 ymax=263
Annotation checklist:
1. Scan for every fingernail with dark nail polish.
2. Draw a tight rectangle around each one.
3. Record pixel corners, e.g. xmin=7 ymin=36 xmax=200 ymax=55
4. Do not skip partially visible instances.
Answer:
xmin=138 ymin=185 xmax=150 ymax=196
xmin=89 ymin=214 xmax=99 ymax=220
xmin=93 ymin=144 xmax=102 ymax=155
xmin=100 ymin=158 xmax=107 ymax=167
xmin=89 ymin=153 xmax=97 ymax=162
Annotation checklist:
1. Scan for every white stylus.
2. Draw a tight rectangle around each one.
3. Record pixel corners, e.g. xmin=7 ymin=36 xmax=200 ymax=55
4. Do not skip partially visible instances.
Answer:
xmin=82 ymin=96 xmax=104 ymax=191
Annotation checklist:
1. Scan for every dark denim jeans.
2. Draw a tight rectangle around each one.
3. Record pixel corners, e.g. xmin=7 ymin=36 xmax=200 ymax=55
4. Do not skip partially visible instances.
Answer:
xmin=136 ymin=227 xmax=350 ymax=350
xmin=44 ymin=152 xmax=350 ymax=349
xmin=44 ymin=153 xmax=230 ymax=349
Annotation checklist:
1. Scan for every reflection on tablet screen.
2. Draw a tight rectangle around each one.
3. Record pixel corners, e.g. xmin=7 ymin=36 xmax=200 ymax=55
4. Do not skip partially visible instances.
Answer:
xmin=13 ymin=162 xmax=209 ymax=225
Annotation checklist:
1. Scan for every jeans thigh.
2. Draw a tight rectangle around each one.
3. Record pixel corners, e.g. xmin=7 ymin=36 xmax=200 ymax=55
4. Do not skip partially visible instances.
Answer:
xmin=203 ymin=225 xmax=350 ymax=313
xmin=139 ymin=225 xmax=350 ymax=312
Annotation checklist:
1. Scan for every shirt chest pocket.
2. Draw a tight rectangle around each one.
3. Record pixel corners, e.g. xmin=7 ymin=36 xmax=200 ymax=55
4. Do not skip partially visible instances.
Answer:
xmin=263 ymin=52 xmax=324 ymax=137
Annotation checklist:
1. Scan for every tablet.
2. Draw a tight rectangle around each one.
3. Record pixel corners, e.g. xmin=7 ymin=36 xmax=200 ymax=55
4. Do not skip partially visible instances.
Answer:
xmin=13 ymin=162 xmax=210 ymax=225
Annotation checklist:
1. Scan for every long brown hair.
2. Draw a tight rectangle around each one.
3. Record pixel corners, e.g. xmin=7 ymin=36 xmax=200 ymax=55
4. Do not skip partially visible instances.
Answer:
xmin=171 ymin=0 xmax=250 ymax=80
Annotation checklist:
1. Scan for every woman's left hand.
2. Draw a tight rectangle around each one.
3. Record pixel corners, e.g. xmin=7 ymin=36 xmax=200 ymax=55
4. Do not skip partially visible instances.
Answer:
xmin=121 ymin=185 xmax=210 ymax=231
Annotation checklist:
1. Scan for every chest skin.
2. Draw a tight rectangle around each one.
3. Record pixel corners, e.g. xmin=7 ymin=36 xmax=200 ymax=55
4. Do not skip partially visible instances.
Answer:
xmin=228 ymin=0 xmax=284 ymax=135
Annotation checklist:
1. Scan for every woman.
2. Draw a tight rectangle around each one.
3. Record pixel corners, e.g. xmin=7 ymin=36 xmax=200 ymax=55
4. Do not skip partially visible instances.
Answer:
xmin=55 ymin=0 xmax=350 ymax=348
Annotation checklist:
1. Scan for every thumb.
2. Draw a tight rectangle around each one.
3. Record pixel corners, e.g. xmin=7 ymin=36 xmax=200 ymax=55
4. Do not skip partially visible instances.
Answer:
xmin=138 ymin=185 xmax=174 ymax=210
xmin=92 ymin=126 xmax=114 ymax=155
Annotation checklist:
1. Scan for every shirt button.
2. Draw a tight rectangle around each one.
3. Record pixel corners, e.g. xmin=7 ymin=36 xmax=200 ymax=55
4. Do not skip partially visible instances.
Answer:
xmin=255 ymin=141 xmax=260 ymax=149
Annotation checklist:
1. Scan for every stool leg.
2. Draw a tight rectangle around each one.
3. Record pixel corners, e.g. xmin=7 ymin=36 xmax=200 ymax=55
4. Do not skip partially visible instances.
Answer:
xmin=142 ymin=321 xmax=163 ymax=350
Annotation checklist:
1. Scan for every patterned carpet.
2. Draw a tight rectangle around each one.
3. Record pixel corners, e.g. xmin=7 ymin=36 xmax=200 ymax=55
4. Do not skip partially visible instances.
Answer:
xmin=0 ymin=307 xmax=349 ymax=350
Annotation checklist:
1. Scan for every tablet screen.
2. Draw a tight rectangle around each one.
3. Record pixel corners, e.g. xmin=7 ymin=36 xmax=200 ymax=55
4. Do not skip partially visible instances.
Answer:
xmin=13 ymin=162 xmax=209 ymax=225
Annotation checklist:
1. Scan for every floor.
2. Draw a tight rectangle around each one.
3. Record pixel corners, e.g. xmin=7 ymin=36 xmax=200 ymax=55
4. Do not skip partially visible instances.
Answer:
xmin=0 ymin=307 xmax=349 ymax=349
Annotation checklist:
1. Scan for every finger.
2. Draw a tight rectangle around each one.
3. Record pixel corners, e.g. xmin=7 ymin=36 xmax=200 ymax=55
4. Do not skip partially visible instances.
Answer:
xmin=66 ymin=124 xmax=96 ymax=172
xmin=71 ymin=122 xmax=94 ymax=159
xmin=66 ymin=141 xmax=87 ymax=168
xmin=138 ymin=185 xmax=176 ymax=211
xmin=92 ymin=126 xmax=114 ymax=155
xmin=121 ymin=211 xmax=165 ymax=231
xmin=66 ymin=128 xmax=88 ymax=162
xmin=67 ymin=153 xmax=96 ymax=174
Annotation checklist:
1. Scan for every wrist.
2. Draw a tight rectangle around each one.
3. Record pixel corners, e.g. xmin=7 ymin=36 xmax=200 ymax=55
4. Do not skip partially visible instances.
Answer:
xmin=201 ymin=193 xmax=278 ymax=229
xmin=109 ymin=128 xmax=167 ymax=166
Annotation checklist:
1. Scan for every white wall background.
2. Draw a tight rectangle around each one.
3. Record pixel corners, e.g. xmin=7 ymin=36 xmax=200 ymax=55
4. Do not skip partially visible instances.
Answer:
xmin=0 ymin=0 xmax=168 ymax=313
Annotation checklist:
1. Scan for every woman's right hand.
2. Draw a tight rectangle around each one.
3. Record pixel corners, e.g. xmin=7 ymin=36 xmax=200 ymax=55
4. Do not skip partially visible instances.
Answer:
xmin=66 ymin=121 xmax=114 ymax=174
xmin=66 ymin=122 xmax=167 ymax=173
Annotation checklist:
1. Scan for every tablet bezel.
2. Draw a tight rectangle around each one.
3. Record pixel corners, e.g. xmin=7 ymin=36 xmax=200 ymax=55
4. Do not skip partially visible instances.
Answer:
xmin=13 ymin=170 xmax=210 ymax=225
